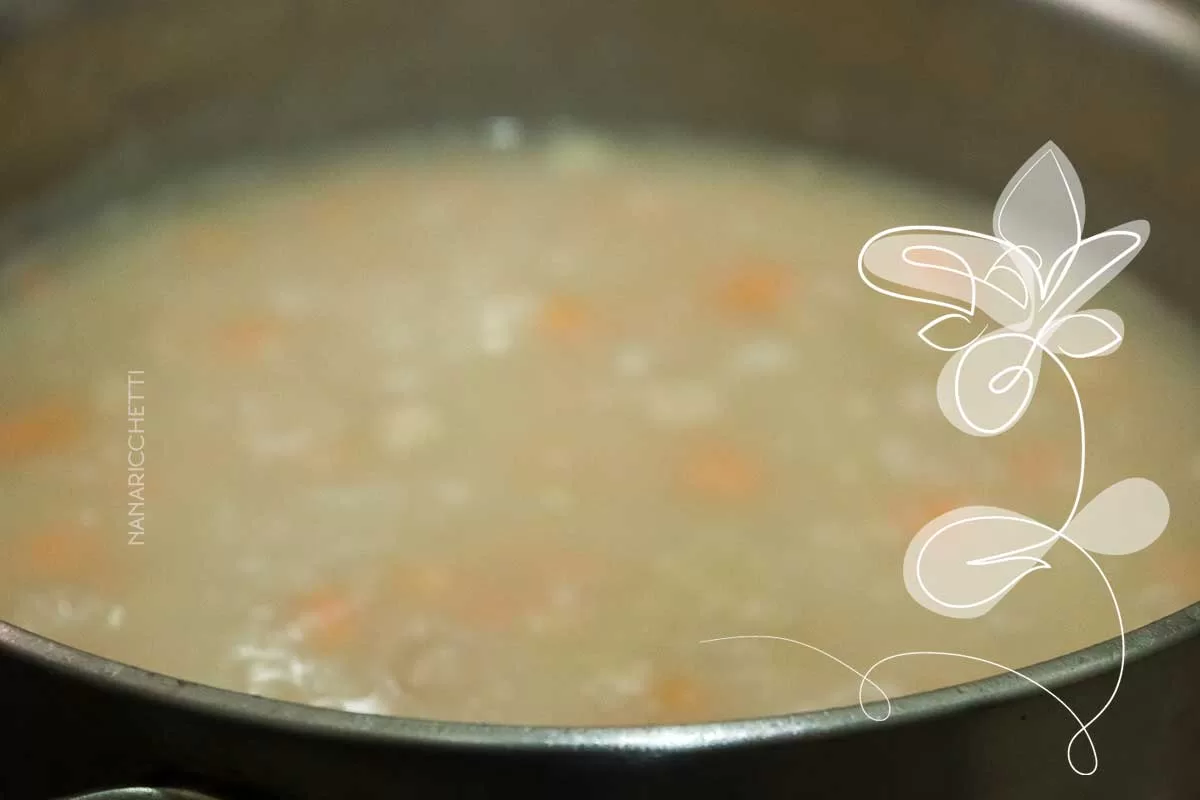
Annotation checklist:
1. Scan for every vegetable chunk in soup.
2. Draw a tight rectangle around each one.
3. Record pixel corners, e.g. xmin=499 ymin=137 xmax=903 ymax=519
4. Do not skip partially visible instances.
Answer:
xmin=1 ymin=130 xmax=1197 ymax=726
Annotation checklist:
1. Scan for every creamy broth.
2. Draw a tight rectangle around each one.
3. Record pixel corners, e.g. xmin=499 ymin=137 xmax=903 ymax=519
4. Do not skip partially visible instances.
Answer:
xmin=1 ymin=129 xmax=1197 ymax=725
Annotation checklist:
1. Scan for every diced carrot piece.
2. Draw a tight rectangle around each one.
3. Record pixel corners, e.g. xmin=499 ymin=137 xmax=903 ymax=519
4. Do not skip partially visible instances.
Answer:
xmin=1159 ymin=549 xmax=1200 ymax=595
xmin=0 ymin=403 xmax=85 ymax=463
xmin=650 ymin=671 xmax=713 ymax=722
xmin=288 ymin=587 xmax=360 ymax=653
xmin=891 ymin=491 xmax=969 ymax=536
xmin=22 ymin=527 xmax=92 ymax=577
xmin=412 ymin=564 xmax=454 ymax=596
xmin=716 ymin=261 xmax=791 ymax=317
xmin=391 ymin=562 xmax=456 ymax=601
xmin=14 ymin=267 xmax=50 ymax=298
xmin=1006 ymin=443 xmax=1069 ymax=490
xmin=537 ymin=295 xmax=594 ymax=342
xmin=679 ymin=441 xmax=765 ymax=502
xmin=212 ymin=315 xmax=285 ymax=360
xmin=13 ymin=525 xmax=123 ymax=591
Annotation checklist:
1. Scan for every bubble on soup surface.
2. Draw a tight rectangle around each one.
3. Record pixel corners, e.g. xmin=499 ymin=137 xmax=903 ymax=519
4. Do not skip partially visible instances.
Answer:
xmin=730 ymin=338 xmax=793 ymax=376
xmin=479 ymin=293 xmax=535 ymax=354
xmin=379 ymin=405 xmax=444 ymax=454
xmin=899 ymin=382 xmax=935 ymax=416
xmin=12 ymin=589 xmax=124 ymax=631
xmin=486 ymin=117 xmax=524 ymax=151
xmin=545 ymin=129 xmax=612 ymax=173
xmin=591 ymin=661 xmax=653 ymax=700
xmin=435 ymin=479 xmax=472 ymax=508
xmin=538 ymin=486 xmax=575 ymax=514
xmin=247 ymin=428 xmax=315 ymax=460
xmin=645 ymin=382 xmax=722 ymax=428
xmin=877 ymin=436 xmax=921 ymax=479
xmin=408 ymin=644 xmax=466 ymax=689
xmin=237 ymin=646 xmax=316 ymax=693
xmin=615 ymin=344 xmax=653 ymax=378
xmin=381 ymin=367 xmax=424 ymax=395
xmin=322 ymin=693 xmax=392 ymax=715
xmin=268 ymin=285 xmax=314 ymax=318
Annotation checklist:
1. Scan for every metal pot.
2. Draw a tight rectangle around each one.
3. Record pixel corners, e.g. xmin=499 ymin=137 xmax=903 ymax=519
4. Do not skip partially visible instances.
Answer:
xmin=1 ymin=1 xmax=1198 ymax=798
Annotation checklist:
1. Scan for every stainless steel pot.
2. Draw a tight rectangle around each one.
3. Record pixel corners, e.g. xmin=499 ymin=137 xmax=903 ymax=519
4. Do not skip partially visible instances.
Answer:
xmin=1 ymin=1 xmax=1198 ymax=798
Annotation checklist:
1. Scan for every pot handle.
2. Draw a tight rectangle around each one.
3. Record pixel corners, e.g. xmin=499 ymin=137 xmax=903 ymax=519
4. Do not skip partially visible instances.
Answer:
xmin=58 ymin=790 xmax=225 ymax=800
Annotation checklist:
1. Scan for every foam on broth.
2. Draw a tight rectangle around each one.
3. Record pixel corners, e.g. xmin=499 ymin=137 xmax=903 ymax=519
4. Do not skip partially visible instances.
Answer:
xmin=1 ymin=129 xmax=1196 ymax=725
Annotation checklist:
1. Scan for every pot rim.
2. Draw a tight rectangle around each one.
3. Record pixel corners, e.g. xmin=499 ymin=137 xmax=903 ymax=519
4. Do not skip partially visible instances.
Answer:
xmin=2 ymin=603 xmax=1198 ymax=752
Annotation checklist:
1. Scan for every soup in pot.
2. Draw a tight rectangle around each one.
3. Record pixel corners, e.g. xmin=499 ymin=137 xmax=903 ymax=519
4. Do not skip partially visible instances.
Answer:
xmin=1 ymin=127 xmax=1197 ymax=725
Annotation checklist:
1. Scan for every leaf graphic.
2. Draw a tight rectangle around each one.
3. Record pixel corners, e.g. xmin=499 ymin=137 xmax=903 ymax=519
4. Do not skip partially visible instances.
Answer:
xmin=1041 ymin=221 xmax=1148 ymax=322
xmin=904 ymin=506 xmax=1057 ymax=619
xmin=1044 ymin=309 xmax=1124 ymax=359
xmin=858 ymin=228 xmax=1031 ymax=329
xmin=992 ymin=141 xmax=1085 ymax=298
xmin=936 ymin=330 xmax=1042 ymax=437
xmin=982 ymin=259 xmax=1032 ymax=315
xmin=917 ymin=313 xmax=984 ymax=353
xmin=1064 ymin=478 xmax=1171 ymax=556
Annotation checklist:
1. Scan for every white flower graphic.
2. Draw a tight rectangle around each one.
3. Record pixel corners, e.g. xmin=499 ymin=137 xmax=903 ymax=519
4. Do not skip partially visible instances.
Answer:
xmin=709 ymin=143 xmax=1171 ymax=778
xmin=858 ymin=141 xmax=1169 ymax=620
xmin=860 ymin=141 xmax=1146 ymax=437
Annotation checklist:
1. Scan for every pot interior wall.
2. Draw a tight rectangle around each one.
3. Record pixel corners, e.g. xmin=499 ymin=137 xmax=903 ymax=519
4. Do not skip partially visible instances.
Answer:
xmin=0 ymin=0 xmax=1198 ymax=316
